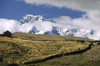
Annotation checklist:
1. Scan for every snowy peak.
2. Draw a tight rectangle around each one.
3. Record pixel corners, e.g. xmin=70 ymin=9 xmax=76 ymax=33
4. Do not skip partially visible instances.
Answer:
xmin=20 ymin=14 xmax=56 ymax=24
xmin=19 ymin=14 xmax=98 ymax=40
xmin=61 ymin=28 xmax=95 ymax=38
xmin=20 ymin=14 xmax=45 ymax=24
xmin=28 ymin=26 xmax=95 ymax=39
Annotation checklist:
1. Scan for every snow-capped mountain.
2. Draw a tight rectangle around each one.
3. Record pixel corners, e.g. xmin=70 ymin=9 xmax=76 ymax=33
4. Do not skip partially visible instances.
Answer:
xmin=20 ymin=14 xmax=56 ymax=24
xmin=28 ymin=26 xmax=95 ymax=39
xmin=20 ymin=15 xmax=45 ymax=24
xmin=19 ymin=14 xmax=98 ymax=40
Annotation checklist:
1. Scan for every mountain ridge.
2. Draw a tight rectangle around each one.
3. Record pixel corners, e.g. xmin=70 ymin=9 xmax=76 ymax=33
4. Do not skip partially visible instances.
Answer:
xmin=19 ymin=14 xmax=98 ymax=40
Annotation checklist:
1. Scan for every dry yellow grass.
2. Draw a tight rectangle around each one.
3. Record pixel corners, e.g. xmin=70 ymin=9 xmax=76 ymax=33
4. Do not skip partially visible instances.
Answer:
xmin=83 ymin=45 xmax=100 ymax=59
xmin=0 ymin=34 xmax=89 ymax=64
xmin=12 ymin=33 xmax=94 ymax=41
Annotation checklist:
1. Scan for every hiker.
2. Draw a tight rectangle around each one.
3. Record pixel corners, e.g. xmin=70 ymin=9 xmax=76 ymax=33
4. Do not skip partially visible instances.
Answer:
xmin=78 ymin=48 xmax=80 ymax=50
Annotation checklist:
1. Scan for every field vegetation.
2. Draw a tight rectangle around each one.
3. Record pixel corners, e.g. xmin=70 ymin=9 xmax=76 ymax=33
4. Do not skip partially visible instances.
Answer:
xmin=12 ymin=33 xmax=94 ymax=41
xmin=0 ymin=33 xmax=99 ymax=66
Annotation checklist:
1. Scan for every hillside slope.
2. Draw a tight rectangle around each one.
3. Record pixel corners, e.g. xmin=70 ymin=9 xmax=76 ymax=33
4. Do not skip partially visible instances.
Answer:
xmin=0 ymin=33 xmax=100 ymax=66
xmin=12 ymin=33 xmax=94 ymax=41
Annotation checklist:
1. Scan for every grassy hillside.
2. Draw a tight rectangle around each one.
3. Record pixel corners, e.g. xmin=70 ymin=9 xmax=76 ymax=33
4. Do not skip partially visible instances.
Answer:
xmin=0 ymin=33 xmax=99 ymax=66
xmin=0 ymin=36 xmax=88 ymax=64
xmin=34 ymin=45 xmax=100 ymax=66
xmin=12 ymin=33 xmax=94 ymax=41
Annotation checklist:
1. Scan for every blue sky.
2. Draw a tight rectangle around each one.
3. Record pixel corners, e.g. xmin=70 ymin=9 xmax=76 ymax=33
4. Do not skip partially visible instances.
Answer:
xmin=0 ymin=0 xmax=85 ymax=21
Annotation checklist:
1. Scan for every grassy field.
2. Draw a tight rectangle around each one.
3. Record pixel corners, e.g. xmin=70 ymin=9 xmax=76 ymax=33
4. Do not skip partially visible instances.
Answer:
xmin=32 ymin=45 xmax=100 ymax=66
xmin=12 ymin=33 xmax=94 ymax=41
xmin=0 ymin=33 xmax=99 ymax=66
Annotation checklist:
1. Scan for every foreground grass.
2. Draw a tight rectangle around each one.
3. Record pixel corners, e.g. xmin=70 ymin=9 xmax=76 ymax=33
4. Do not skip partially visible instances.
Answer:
xmin=33 ymin=54 xmax=100 ymax=66
xmin=21 ymin=45 xmax=100 ymax=66
xmin=0 ymin=62 xmax=8 ymax=66
xmin=0 ymin=33 xmax=99 ymax=66
xmin=0 ymin=36 xmax=88 ymax=64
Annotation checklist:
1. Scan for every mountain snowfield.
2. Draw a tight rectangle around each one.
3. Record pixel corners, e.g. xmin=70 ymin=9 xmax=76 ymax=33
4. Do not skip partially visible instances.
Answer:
xmin=18 ymin=14 xmax=100 ymax=40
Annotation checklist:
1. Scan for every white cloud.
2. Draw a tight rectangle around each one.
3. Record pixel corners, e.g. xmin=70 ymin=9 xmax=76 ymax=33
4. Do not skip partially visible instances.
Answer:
xmin=0 ymin=19 xmax=19 ymax=33
xmin=0 ymin=18 xmax=33 ymax=33
xmin=22 ymin=0 xmax=100 ymax=11
xmin=0 ymin=14 xmax=99 ymax=33
xmin=19 ymin=23 xmax=33 ymax=32
xmin=0 ymin=14 xmax=100 ymax=40
xmin=21 ymin=0 xmax=100 ymax=26
xmin=33 ymin=21 xmax=53 ymax=31
xmin=0 ymin=18 xmax=53 ymax=33
xmin=52 ymin=15 xmax=100 ymax=30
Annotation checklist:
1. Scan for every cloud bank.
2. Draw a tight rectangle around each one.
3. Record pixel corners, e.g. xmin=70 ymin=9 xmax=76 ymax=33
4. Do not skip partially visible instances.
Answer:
xmin=21 ymin=0 xmax=100 ymax=26
xmin=0 ymin=19 xmax=19 ymax=33
xmin=0 ymin=14 xmax=100 ymax=40
xmin=23 ymin=0 xmax=100 ymax=11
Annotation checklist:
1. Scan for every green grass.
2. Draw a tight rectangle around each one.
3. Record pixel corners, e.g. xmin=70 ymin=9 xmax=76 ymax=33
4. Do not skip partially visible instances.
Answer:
xmin=21 ymin=54 xmax=100 ymax=66
xmin=0 ymin=62 xmax=8 ymax=66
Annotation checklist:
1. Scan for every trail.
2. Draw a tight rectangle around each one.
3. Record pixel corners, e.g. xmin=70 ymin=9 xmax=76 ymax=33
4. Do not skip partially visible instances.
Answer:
xmin=24 ymin=44 xmax=93 ymax=64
